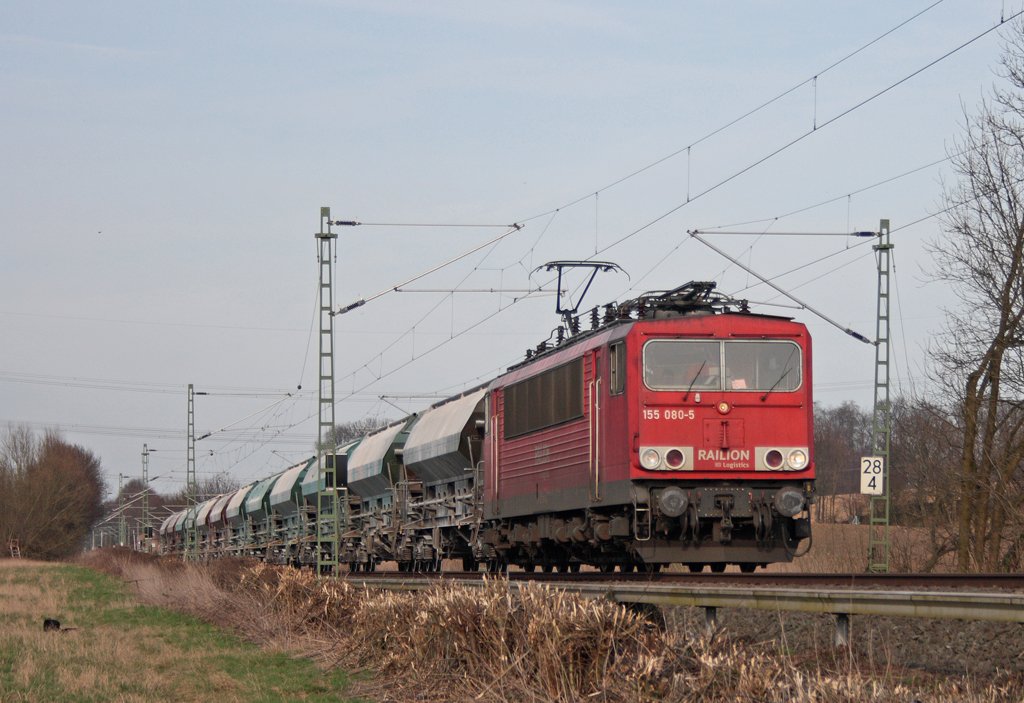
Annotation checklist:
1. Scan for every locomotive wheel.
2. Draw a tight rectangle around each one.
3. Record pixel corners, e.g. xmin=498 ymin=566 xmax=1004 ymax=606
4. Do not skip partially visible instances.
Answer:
xmin=523 ymin=562 xmax=536 ymax=573
xmin=599 ymin=564 xmax=614 ymax=573
xmin=461 ymin=556 xmax=477 ymax=572
xmin=542 ymin=563 xmax=553 ymax=573
xmin=569 ymin=562 xmax=580 ymax=573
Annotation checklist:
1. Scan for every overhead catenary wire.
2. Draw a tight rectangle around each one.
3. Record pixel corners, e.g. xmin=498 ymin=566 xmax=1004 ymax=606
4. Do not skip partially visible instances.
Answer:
xmin=594 ymin=10 xmax=1024 ymax=265
xmin=515 ymin=0 xmax=952 ymax=227
xmin=333 ymin=223 xmax=524 ymax=314
xmin=324 ymin=3 xmax=1004 ymax=358
xmin=688 ymin=230 xmax=875 ymax=344
xmin=336 ymin=221 xmax=518 ymax=228
xmin=697 ymin=153 xmax=958 ymax=233
xmin=325 ymin=2 xmax=963 ymax=324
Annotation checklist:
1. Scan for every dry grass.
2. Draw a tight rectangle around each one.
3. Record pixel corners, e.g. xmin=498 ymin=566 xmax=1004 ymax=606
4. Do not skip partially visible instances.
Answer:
xmin=0 ymin=553 xmax=354 ymax=702
xmin=79 ymin=550 xmax=1024 ymax=702
xmin=768 ymin=521 xmax=959 ymax=573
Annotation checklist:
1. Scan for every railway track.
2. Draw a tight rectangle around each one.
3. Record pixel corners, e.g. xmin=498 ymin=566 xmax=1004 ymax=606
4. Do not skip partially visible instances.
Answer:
xmin=341 ymin=570 xmax=1024 ymax=591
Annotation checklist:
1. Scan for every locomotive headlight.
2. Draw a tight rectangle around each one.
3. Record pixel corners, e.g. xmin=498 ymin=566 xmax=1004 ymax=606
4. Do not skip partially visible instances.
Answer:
xmin=640 ymin=448 xmax=662 ymax=470
xmin=786 ymin=449 xmax=808 ymax=471
xmin=665 ymin=448 xmax=686 ymax=469
xmin=774 ymin=487 xmax=805 ymax=517
xmin=764 ymin=449 xmax=784 ymax=469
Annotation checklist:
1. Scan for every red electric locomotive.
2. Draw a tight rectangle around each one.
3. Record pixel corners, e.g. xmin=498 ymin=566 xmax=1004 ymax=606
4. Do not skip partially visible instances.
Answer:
xmin=481 ymin=282 xmax=814 ymax=572
xmin=157 ymin=281 xmax=814 ymax=573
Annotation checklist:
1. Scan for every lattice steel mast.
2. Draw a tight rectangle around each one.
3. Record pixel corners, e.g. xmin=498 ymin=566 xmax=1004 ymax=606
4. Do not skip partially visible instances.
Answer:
xmin=186 ymin=383 xmax=198 ymax=559
xmin=316 ymin=208 xmax=340 ymax=574
xmin=868 ymin=219 xmax=892 ymax=573
xmin=142 ymin=443 xmax=151 ymax=551
xmin=118 ymin=473 xmax=126 ymax=546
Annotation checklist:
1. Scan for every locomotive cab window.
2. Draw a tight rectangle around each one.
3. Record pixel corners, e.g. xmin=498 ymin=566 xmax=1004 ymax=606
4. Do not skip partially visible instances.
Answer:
xmin=643 ymin=339 xmax=801 ymax=392
xmin=644 ymin=340 xmax=720 ymax=390
xmin=724 ymin=341 xmax=801 ymax=392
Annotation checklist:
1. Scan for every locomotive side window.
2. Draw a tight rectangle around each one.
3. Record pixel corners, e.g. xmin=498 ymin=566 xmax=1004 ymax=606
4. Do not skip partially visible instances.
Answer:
xmin=643 ymin=340 xmax=802 ymax=392
xmin=609 ymin=342 xmax=625 ymax=395
xmin=504 ymin=358 xmax=584 ymax=438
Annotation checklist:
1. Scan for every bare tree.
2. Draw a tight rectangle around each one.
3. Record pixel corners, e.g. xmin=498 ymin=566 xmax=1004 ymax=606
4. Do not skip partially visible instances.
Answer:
xmin=0 ymin=426 xmax=106 ymax=560
xmin=813 ymin=402 xmax=872 ymax=522
xmin=929 ymin=24 xmax=1024 ymax=572
xmin=319 ymin=417 xmax=391 ymax=451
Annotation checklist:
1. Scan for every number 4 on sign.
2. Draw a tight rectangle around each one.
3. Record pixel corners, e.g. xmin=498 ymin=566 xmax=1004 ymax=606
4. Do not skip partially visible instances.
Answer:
xmin=860 ymin=456 xmax=884 ymax=495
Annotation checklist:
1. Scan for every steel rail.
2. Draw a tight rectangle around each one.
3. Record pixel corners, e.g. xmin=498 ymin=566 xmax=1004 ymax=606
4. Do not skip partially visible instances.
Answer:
xmin=344 ymin=570 xmax=1024 ymax=590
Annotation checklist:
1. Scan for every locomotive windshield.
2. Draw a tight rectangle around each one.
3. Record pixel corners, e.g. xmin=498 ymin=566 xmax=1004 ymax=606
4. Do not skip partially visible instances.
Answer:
xmin=643 ymin=340 xmax=801 ymax=392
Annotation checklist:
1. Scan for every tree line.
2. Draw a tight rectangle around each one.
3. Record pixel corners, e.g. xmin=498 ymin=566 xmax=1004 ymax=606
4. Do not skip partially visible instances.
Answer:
xmin=0 ymin=427 xmax=106 ymax=560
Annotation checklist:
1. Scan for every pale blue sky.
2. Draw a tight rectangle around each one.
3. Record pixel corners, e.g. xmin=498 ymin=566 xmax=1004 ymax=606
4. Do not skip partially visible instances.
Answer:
xmin=1 ymin=1 xmax=1017 ymax=497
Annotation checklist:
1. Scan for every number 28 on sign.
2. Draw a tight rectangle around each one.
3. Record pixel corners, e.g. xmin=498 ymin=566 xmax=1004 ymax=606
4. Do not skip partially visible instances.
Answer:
xmin=860 ymin=456 xmax=884 ymax=495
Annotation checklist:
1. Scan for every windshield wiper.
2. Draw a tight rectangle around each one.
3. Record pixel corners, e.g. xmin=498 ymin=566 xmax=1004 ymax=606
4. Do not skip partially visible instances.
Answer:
xmin=760 ymin=366 xmax=792 ymax=401
xmin=682 ymin=361 xmax=706 ymax=401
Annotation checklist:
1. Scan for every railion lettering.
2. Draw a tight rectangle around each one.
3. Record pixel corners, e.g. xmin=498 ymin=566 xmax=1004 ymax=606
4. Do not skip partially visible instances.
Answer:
xmin=698 ymin=449 xmax=751 ymax=462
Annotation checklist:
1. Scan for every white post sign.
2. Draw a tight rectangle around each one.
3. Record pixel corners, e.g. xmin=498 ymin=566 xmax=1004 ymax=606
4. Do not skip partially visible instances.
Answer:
xmin=860 ymin=456 xmax=884 ymax=495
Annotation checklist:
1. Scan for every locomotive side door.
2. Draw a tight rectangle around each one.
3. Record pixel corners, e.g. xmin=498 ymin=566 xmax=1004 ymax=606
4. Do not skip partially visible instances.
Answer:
xmin=588 ymin=348 xmax=602 ymax=502
xmin=598 ymin=339 xmax=629 ymax=502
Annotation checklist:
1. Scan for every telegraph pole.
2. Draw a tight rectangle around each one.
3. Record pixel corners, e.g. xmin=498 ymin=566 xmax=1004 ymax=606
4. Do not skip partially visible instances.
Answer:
xmin=316 ymin=207 xmax=339 ymax=574
xmin=867 ymin=219 xmax=893 ymax=573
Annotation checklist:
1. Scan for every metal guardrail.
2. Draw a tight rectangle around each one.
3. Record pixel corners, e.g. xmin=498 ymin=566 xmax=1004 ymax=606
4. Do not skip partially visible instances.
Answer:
xmin=345 ymin=576 xmax=1024 ymax=646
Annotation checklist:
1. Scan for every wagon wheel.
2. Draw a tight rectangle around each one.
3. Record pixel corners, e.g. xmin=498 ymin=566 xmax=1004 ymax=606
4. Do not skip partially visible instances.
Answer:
xmin=739 ymin=563 xmax=757 ymax=573
xmin=687 ymin=564 xmax=704 ymax=573
xmin=709 ymin=563 xmax=726 ymax=573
